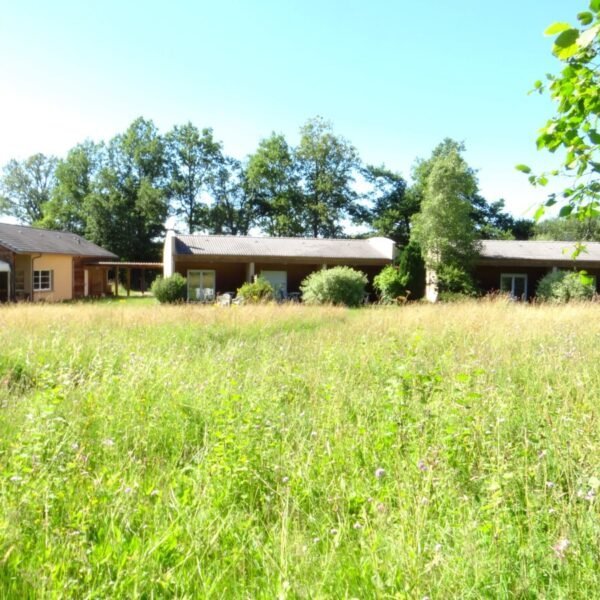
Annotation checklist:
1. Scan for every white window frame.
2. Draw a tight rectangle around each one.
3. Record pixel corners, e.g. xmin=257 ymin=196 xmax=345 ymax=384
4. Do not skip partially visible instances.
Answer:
xmin=33 ymin=269 xmax=53 ymax=292
xmin=500 ymin=273 xmax=527 ymax=299
xmin=187 ymin=269 xmax=216 ymax=302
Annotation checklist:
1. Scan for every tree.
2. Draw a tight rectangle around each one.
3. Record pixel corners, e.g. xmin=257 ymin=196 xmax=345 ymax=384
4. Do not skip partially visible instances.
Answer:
xmin=86 ymin=117 xmax=167 ymax=260
xmin=0 ymin=153 xmax=57 ymax=224
xmin=411 ymin=148 xmax=480 ymax=293
xmin=246 ymin=133 xmax=304 ymax=236
xmin=165 ymin=123 xmax=223 ymax=234
xmin=40 ymin=141 xmax=103 ymax=235
xmin=296 ymin=117 xmax=359 ymax=237
xmin=518 ymin=2 xmax=600 ymax=221
xmin=533 ymin=216 xmax=600 ymax=240
xmin=362 ymin=165 xmax=418 ymax=246
xmin=207 ymin=157 xmax=255 ymax=235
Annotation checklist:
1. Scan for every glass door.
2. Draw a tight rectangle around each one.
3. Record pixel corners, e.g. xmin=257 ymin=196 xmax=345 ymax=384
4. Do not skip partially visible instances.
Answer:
xmin=500 ymin=274 xmax=527 ymax=300
xmin=187 ymin=270 xmax=216 ymax=301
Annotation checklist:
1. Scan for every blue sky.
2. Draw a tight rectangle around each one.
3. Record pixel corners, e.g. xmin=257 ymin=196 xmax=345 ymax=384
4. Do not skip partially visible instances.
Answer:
xmin=0 ymin=0 xmax=582 ymax=218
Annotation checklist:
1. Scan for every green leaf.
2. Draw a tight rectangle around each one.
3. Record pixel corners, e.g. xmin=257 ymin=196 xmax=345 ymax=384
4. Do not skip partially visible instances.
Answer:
xmin=590 ymin=0 xmax=600 ymax=13
xmin=534 ymin=206 xmax=545 ymax=221
xmin=544 ymin=22 xmax=574 ymax=35
xmin=538 ymin=176 xmax=548 ymax=186
xmin=559 ymin=205 xmax=573 ymax=217
xmin=515 ymin=164 xmax=531 ymax=174
xmin=577 ymin=11 xmax=594 ymax=25
xmin=553 ymin=29 xmax=580 ymax=59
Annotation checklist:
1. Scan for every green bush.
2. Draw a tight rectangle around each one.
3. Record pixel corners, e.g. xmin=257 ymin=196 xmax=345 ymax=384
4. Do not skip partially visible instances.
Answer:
xmin=237 ymin=277 xmax=274 ymax=303
xmin=536 ymin=270 xmax=595 ymax=302
xmin=374 ymin=265 xmax=406 ymax=304
xmin=437 ymin=263 xmax=478 ymax=296
xmin=300 ymin=266 xmax=367 ymax=307
xmin=397 ymin=241 xmax=426 ymax=299
xmin=151 ymin=273 xmax=187 ymax=303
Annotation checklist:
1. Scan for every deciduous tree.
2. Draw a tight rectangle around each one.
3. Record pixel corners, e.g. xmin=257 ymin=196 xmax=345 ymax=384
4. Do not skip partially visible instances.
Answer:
xmin=165 ymin=123 xmax=223 ymax=233
xmin=296 ymin=117 xmax=359 ymax=237
xmin=86 ymin=117 xmax=167 ymax=260
xmin=518 ymin=2 xmax=600 ymax=221
xmin=0 ymin=153 xmax=57 ymax=224
xmin=246 ymin=133 xmax=304 ymax=236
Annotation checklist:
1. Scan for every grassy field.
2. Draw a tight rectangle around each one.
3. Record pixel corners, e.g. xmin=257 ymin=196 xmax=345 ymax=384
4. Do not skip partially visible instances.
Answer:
xmin=0 ymin=301 xmax=599 ymax=598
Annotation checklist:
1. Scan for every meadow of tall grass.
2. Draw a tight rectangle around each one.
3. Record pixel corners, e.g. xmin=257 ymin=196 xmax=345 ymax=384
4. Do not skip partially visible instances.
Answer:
xmin=0 ymin=300 xmax=599 ymax=598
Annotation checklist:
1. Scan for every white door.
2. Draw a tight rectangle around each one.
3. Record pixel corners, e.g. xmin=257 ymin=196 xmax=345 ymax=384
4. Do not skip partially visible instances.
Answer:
xmin=261 ymin=270 xmax=287 ymax=299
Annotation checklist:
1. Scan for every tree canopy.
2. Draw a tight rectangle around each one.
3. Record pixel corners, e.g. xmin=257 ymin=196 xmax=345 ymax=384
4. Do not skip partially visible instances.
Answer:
xmin=519 ymin=1 xmax=600 ymax=222
xmin=0 ymin=120 xmax=525 ymax=259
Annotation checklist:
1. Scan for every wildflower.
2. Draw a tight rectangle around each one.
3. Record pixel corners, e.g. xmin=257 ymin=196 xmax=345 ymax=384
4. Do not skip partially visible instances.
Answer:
xmin=546 ymin=481 xmax=555 ymax=489
xmin=330 ymin=528 xmax=338 ymax=535
xmin=584 ymin=489 xmax=596 ymax=502
xmin=417 ymin=460 xmax=428 ymax=472
xmin=374 ymin=467 xmax=386 ymax=479
xmin=9 ymin=475 xmax=22 ymax=483
xmin=102 ymin=438 xmax=115 ymax=447
xmin=376 ymin=502 xmax=386 ymax=513
xmin=310 ymin=431 xmax=317 ymax=437
xmin=281 ymin=476 xmax=289 ymax=484
xmin=312 ymin=537 xmax=320 ymax=544
xmin=353 ymin=522 xmax=362 ymax=530
xmin=552 ymin=538 xmax=570 ymax=559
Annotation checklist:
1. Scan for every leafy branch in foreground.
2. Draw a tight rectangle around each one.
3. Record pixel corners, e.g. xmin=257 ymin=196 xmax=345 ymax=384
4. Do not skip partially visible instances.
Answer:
xmin=518 ymin=1 xmax=600 ymax=222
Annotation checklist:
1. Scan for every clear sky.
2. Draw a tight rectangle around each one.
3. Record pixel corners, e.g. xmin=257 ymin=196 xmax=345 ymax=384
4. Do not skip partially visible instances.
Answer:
xmin=0 ymin=0 xmax=582 ymax=218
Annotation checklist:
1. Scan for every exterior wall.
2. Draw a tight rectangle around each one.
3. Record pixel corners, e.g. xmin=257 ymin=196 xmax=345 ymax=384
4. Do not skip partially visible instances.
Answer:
xmin=14 ymin=254 xmax=32 ymax=299
xmin=32 ymin=254 xmax=73 ymax=302
xmin=474 ymin=264 xmax=600 ymax=299
xmin=174 ymin=260 xmax=247 ymax=294
xmin=174 ymin=258 xmax=387 ymax=296
xmin=87 ymin=266 xmax=109 ymax=296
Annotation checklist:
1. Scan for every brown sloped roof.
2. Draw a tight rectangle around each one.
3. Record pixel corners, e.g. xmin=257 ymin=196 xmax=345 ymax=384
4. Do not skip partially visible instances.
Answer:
xmin=479 ymin=240 xmax=600 ymax=262
xmin=0 ymin=222 xmax=117 ymax=258
xmin=173 ymin=234 xmax=395 ymax=261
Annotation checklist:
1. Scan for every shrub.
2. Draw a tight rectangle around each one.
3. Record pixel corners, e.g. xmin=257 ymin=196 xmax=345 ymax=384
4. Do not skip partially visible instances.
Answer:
xmin=374 ymin=265 xmax=406 ymax=304
xmin=397 ymin=241 xmax=426 ymax=299
xmin=237 ymin=277 xmax=274 ymax=303
xmin=151 ymin=273 xmax=187 ymax=303
xmin=437 ymin=263 xmax=478 ymax=296
xmin=536 ymin=270 xmax=595 ymax=302
xmin=300 ymin=266 xmax=367 ymax=307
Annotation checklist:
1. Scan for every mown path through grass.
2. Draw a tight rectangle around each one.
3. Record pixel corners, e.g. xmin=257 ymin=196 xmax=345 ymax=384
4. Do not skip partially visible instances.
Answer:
xmin=0 ymin=301 xmax=599 ymax=598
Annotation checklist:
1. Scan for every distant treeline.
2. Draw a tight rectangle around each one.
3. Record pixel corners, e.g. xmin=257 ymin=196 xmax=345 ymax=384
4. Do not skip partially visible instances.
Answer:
xmin=0 ymin=116 xmax=588 ymax=261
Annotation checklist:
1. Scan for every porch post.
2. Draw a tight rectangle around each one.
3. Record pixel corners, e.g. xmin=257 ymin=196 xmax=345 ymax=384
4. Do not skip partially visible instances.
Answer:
xmin=114 ymin=267 xmax=119 ymax=297
xmin=126 ymin=268 xmax=131 ymax=297
xmin=246 ymin=262 xmax=255 ymax=283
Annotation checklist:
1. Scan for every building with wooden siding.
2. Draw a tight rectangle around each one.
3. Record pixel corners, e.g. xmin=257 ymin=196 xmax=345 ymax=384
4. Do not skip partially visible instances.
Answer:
xmin=0 ymin=222 xmax=117 ymax=302
xmin=474 ymin=240 xmax=600 ymax=300
xmin=163 ymin=231 xmax=397 ymax=301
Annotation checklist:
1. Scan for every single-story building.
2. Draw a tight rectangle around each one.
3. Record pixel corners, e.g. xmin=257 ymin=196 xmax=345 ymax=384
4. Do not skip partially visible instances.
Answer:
xmin=474 ymin=240 xmax=600 ymax=300
xmin=0 ymin=222 xmax=117 ymax=302
xmin=163 ymin=231 xmax=397 ymax=301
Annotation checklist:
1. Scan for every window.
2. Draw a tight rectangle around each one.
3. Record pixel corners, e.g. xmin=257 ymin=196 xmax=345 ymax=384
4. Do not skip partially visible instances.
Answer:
xmin=187 ymin=270 xmax=215 ymax=301
xmin=260 ymin=270 xmax=288 ymax=299
xmin=500 ymin=273 xmax=527 ymax=300
xmin=33 ymin=270 xmax=53 ymax=292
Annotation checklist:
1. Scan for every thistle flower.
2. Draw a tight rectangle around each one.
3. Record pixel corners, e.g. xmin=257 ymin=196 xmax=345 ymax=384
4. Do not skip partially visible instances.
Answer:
xmin=374 ymin=467 xmax=386 ymax=479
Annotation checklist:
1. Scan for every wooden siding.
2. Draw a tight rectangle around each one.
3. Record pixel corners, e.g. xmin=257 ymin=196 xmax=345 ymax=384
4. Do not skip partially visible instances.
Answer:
xmin=474 ymin=264 xmax=600 ymax=298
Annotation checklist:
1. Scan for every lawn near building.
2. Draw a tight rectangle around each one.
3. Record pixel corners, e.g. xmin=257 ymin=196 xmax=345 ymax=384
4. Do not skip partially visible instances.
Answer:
xmin=0 ymin=301 xmax=599 ymax=597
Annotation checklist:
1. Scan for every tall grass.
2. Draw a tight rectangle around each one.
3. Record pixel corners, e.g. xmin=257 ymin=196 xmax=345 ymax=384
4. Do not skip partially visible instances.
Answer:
xmin=0 ymin=301 xmax=599 ymax=598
